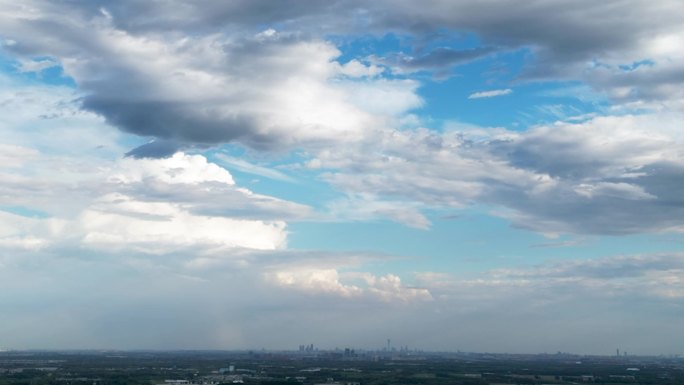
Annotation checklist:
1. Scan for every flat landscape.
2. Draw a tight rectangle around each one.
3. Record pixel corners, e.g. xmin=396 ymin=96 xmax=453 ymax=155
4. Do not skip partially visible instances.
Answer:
xmin=1 ymin=350 xmax=683 ymax=385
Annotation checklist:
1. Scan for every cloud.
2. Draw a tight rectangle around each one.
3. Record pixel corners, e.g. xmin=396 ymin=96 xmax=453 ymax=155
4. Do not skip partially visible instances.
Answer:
xmin=4 ymin=0 xmax=683 ymax=159
xmin=5 ymin=0 xmax=684 ymax=108
xmin=0 ymin=6 xmax=422 ymax=156
xmin=81 ymin=193 xmax=287 ymax=253
xmin=492 ymin=253 xmax=684 ymax=283
xmin=0 ymin=72 xmax=314 ymax=257
xmin=267 ymin=268 xmax=433 ymax=302
xmin=0 ymin=144 xmax=38 ymax=168
xmin=16 ymin=58 xmax=59 ymax=73
xmin=378 ymin=46 xmax=495 ymax=77
xmin=413 ymin=253 xmax=684 ymax=305
xmin=322 ymin=195 xmax=431 ymax=229
xmin=6 ymin=56 xmax=682 ymax=237
xmin=125 ymin=139 xmax=184 ymax=159
xmin=215 ymin=153 xmax=295 ymax=182
xmin=468 ymin=88 xmax=512 ymax=99
xmin=110 ymin=153 xmax=312 ymax=220
xmin=313 ymin=112 xmax=684 ymax=235
xmin=1 ymin=152 xmax=297 ymax=254
xmin=0 ymin=86 xmax=303 ymax=253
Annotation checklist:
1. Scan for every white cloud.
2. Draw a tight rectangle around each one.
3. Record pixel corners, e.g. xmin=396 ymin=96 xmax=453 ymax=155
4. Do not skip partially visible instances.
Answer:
xmin=112 ymin=152 xmax=235 ymax=185
xmin=266 ymin=268 xmax=433 ymax=302
xmin=0 ymin=211 xmax=65 ymax=251
xmin=339 ymin=78 xmax=423 ymax=117
xmin=573 ymin=182 xmax=656 ymax=200
xmin=323 ymin=194 xmax=431 ymax=229
xmin=109 ymin=155 xmax=311 ymax=220
xmin=16 ymin=58 xmax=58 ymax=73
xmin=337 ymin=59 xmax=384 ymax=78
xmin=0 ymin=164 xmax=290 ymax=255
xmin=23 ymin=152 xmax=296 ymax=253
xmin=468 ymin=88 xmax=513 ymax=99
xmin=0 ymin=144 xmax=38 ymax=168
xmin=268 ymin=268 xmax=364 ymax=298
xmin=81 ymin=193 xmax=287 ymax=253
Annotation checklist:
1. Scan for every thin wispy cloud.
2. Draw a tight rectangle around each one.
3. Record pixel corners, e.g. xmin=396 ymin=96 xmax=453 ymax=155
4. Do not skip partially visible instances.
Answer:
xmin=215 ymin=153 xmax=296 ymax=183
xmin=468 ymin=88 xmax=513 ymax=99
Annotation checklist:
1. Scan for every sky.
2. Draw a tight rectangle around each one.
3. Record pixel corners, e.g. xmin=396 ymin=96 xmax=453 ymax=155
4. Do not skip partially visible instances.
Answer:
xmin=1 ymin=0 xmax=684 ymax=355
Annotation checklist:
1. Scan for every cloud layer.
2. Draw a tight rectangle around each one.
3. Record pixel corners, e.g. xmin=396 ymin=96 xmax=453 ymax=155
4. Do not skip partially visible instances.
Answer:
xmin=3 ymin=0 xmax=683 ymax=236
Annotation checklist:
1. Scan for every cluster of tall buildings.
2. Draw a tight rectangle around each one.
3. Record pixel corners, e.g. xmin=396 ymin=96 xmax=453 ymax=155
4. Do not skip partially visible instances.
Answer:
xmin=299 ymin=344 xmax=316 ymax=353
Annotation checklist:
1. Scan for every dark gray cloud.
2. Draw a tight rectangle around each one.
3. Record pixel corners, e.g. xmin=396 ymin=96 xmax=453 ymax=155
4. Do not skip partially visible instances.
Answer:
xmin=125 ymin=139 xmax=183 ymax=158
xmin=499 ymin=253 xmax=684 ymax=280
xmin=1 ymin=5 xmax=386 ymax=156
xmin=486 ymin=181 xmax=684 ymax=235
xmin=372 ymin=1 xmax=684 ymax=107
xmin=87 ymin=98 xmax=263 ymax=156
xmin=478 ymin=116 xmax=684 ymax=234
xmin=374 ymin=1 xmax=675 ymax=63
xmin=55 ymin=0 xmax=349 ymax=33
xmin=380 ymin=46 xmax=496 ymax=76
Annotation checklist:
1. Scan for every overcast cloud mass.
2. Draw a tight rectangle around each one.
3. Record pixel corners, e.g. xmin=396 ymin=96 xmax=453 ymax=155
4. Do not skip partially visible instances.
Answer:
xmin=1 ymin=0 xmax=684 ymax=355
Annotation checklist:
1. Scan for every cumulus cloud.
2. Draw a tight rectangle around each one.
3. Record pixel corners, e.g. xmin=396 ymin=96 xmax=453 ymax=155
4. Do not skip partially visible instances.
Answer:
xmin=0 ymin=153 xmax=294 ymax=254
xmin=0 ymin=5 xmax=422 ymax=156
xmin=267 ymin=268 xmax=432 ymax=302
xmin=0 ymin=90 xmax=296 ymax=255
xmin=1 ymin=74 xmax=311 ymax=230
xmin=81 ymin=193 xmax=287 ymax=253
xmin=116 ymin=156 xmax=309 ymax=220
